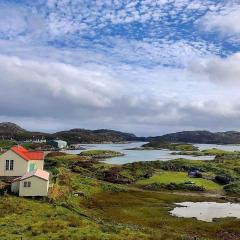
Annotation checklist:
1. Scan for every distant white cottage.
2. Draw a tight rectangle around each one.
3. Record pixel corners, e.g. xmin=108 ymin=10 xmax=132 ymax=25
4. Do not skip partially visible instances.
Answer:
xmin=47 ymin=140 xmax=67 ymax=149
xmin=0 ymin=146 xmax=49 ymax=197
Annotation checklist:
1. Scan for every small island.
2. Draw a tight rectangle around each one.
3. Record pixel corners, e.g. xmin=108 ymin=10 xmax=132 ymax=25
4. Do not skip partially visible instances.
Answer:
xmin=141 ymin=141 xmax=199 ymax=151
xmin=79 ymin=149 xmax=124 ymax=159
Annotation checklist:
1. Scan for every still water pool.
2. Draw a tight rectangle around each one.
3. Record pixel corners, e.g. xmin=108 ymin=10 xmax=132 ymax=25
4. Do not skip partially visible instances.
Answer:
xmin=170 ymin=202 xmax=240 ymax=222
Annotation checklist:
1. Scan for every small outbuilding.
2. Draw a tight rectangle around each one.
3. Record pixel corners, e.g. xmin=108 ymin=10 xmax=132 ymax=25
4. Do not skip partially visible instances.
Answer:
xmin=11 ymin=169 xmax=49 ymax=197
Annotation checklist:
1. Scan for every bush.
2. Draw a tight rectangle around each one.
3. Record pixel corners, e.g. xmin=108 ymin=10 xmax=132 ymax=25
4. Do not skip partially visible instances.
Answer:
xmin=215 ymin=175 xmax=231 ymax=185
xmin=194 ymin=172 xmax=203 ymax=178
xmin=102 ymin=167 xmax=133 ymax=184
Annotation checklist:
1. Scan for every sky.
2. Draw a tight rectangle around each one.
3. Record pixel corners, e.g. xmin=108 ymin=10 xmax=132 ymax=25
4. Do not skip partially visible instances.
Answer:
xmin=0 ymin=0 xmax=240 ymax=136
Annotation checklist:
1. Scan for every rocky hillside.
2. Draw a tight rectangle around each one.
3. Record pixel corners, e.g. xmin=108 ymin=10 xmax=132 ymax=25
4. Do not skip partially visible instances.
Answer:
xmin=0 ymin=122 xmax=26 ymax=135
xmin=0 ymin=122 xmax=140 ymax=143
xmin=0 ymin=122 xmax=48 ymax=141
xmin=147 ymin=130 xmax=240 ymax=144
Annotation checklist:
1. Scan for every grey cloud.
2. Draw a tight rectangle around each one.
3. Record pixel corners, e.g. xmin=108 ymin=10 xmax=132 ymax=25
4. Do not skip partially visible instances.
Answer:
xmin=189 ymin=53 xmax=240 ymax=84
xmin=1 ymin=53 xmax=240 ymax=135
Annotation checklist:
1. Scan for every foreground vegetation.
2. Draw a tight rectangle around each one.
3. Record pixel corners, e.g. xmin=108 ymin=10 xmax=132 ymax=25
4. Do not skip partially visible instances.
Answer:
xmin=0 ymin=147 xmax=240 ymax=239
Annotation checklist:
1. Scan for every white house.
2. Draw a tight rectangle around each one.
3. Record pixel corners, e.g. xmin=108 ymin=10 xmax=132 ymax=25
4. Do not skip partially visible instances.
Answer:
xmin=0 ymin=146 xmax=44 ymax=177
xmin=47 ymin=140 xmax=67 ymax=149
xmin=11 ymin=169 xmax=49 ymax=197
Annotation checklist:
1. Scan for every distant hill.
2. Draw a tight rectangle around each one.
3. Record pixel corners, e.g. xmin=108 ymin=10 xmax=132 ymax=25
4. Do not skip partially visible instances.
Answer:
xmin=147 ymin=130 xmax=240 ymax=144
xmin=53 ymin=128 xmax=140 ymax=143
xmin=2 ymin=122 xmax=240 ymax=144
xmin=0 ymin=122 xmax=26 ymax=135
xmin=0 ymin=122 xmax=49 ymax=141
xmin=0 ymin=122 xmax=140 ymax=143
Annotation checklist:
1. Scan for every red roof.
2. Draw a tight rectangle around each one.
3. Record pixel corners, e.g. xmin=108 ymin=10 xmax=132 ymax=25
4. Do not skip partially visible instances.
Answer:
xmin=11 ymin=146 xmax=44 ymax=161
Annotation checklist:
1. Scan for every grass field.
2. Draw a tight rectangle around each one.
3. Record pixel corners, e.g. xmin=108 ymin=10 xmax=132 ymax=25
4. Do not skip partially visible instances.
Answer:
xmin=1 ymin=151 xmax=240 ymax=240
xmin=136 ymin=171 xmax=222 ymax=192
xmin=85 ymin=190 xmax=240 ymax=240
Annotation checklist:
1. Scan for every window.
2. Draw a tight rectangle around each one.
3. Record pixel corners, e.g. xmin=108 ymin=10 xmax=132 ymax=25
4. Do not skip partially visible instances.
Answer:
xmin=10 ymin=160 xmax=14 ymax=170
xmin=29 ymin=163 xmax=36 ymax=172
xmin=23 ymin=181 xmax=31 ymax=188
xmin=5 ymin=160 xmax=9 ymax=170
xmin=6 ymin=160 xmax=14 ymax=171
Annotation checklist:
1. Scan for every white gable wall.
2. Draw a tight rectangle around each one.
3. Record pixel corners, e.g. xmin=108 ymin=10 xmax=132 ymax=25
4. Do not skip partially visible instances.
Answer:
xmin=0 ymin=150 xmax=28 ymax=177
xmin=19 ymin=176 xmax=49 ymax=196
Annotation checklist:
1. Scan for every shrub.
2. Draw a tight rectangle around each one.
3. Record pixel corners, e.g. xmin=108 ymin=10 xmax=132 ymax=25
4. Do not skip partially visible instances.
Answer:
xmin=194 ymin=172 xmax=203 ymax=178
xmin=214 ymin=175 xmax=231 ymax=185
xmin=102 ymin=167 xmax=133 ymax=184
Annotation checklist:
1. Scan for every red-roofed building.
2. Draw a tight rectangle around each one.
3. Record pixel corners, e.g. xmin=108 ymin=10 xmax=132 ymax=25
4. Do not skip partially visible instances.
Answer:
xmin=0 ymin=146 xmax=45 ymax=177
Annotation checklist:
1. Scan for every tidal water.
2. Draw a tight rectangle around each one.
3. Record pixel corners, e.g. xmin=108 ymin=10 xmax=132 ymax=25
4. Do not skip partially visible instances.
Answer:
xmin=65 ymin=142 xmax=218 ymax=164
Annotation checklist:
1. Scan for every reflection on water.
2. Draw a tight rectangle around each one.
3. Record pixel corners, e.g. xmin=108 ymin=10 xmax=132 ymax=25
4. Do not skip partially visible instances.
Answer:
xmin=65 ymin=142 xmax=216 ymax=164
xmin=170 ymin=202 xmax=240 ymax=222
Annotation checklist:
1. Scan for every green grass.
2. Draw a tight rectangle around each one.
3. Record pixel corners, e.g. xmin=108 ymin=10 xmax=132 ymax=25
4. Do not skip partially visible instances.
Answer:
xmin=136 ymin=171 xmax=222 ymax=192
xmin=0 ymin=194 xmax=152 ymax=240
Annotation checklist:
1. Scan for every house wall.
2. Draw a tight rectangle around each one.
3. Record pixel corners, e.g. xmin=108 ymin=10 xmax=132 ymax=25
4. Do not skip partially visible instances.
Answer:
xmin=11 ymin=181 xmax=20 ymax=194
xmin=27 ymin=160 xmax=44 ymax=171
xmin=19 ymin=176 xmax=49 ymax=197
xmin=0 ymin=150 xmax=28 ymax=177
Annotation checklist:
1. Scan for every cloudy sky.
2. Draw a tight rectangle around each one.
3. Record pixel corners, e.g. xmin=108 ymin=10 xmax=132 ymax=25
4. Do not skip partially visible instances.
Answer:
xmin=0 ymin=0 xmax=240 ymax=136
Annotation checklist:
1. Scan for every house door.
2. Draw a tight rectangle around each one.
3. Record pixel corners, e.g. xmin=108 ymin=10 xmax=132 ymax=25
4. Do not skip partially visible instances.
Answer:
xmin=29 ymin=163 xmax=36 ymax=172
